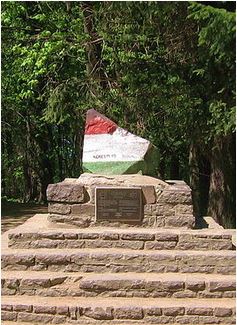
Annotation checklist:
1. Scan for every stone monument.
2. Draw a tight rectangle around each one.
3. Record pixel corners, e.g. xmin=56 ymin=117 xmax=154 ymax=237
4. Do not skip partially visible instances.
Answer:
xmin=2 ymin=108 xmax=235 ymax=324
xmin=82 ymin=109 xmax=159 ymax=175
xmin=47 ymin=109 xmax=195 ymax=229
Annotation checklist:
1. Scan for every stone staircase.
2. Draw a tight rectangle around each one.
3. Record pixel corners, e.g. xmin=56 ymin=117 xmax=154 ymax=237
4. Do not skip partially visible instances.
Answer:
xmin=1 ymin=214 xmax=236 ymax=324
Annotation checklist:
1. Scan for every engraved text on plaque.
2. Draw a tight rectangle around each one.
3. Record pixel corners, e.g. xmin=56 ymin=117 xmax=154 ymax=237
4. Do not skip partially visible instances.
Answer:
xmin=95 ymin=187 xmax=143 ymax=222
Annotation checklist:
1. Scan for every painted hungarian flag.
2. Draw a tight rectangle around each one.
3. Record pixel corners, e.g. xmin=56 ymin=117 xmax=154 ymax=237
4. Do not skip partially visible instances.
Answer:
xmin=82 ymin=109 xmax=159 ymax=175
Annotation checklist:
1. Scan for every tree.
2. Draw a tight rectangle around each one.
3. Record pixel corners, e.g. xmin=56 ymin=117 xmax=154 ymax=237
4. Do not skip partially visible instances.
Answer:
xmin=2 ymin=2 xmax=235 ymax=227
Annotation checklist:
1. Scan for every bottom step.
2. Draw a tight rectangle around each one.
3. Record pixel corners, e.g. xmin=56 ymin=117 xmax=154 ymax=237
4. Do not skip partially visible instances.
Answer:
xmin=2 ymin=296 xmax=235 ymax=324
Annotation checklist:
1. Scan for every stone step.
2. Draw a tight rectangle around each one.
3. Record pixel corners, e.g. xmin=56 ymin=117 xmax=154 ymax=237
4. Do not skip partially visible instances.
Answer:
xmin=2 ymin=321 xmax=236 ymax=325
xmin=2 ymin=248 xmax=236 ymax=274
xmin=2 ymin=271 xmax=236 ymax=299
xmin=2 ymin=295 xmax=236 ymax=324
xmin=7 ymin=226 xmax=234 ymax=251
xmin=1 ymin=323 xmax=235 ymax=325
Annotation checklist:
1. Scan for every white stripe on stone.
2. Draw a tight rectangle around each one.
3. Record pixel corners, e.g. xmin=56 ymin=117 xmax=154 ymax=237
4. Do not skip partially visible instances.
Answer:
xmin=83 ymin=127 xmax=150 ymax=163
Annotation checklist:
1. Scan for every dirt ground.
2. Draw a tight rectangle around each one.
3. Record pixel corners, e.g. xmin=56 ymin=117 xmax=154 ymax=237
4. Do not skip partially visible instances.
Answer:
xmin=1 ymin=201 xmax=47 ymax=233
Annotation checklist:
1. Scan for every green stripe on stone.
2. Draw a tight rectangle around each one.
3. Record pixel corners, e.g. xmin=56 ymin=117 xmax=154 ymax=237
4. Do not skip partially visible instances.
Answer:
xmin=83 ymin=161 xmax=146 ymax=175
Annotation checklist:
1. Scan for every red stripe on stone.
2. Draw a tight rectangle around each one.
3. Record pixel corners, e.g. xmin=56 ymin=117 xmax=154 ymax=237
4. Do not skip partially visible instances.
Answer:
xmin=85 ymin=109 xmax=117 ymax=135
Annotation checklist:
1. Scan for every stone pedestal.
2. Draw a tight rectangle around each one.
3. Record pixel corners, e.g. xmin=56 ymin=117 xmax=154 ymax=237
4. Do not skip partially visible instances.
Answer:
xmin=47 ymin=173 xmax=194 ymax=228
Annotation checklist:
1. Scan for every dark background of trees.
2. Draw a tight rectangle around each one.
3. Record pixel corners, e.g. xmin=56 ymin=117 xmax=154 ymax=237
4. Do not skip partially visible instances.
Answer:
xmin=1 ymin=1 xmax=236 ymax=228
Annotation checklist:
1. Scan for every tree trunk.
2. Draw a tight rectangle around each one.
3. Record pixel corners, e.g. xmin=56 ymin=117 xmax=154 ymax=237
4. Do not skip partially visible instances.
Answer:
xmin=23 ymin=159 xmax=33 ymax=202
xmin=189 ymin=142 xmax=200 ymax=218
xmin=81 ymin=1 xmax=108 ymax=91
xmin=208 ymin=134 xmax=235 ymax=228
xmin=57 ymin=125 xmax=63 ymax=180
xmin=198 ymin=153 xmax=211 ymax=216
xmin=170 ymin=155 xmax=180 ymax=179
xmin=35 ymin=126 xmax=54 ymax=203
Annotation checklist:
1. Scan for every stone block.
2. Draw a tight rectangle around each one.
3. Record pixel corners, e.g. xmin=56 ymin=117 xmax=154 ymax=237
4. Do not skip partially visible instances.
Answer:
xmin=198 ymin=315 xmax=224 ymax=324
xmin=145 ymin=241 xmax=177 ymax=250
xmin=152 ymin=203 xmax=175 ymax=216
xmin=1 ymin=304 xmax=13 ymax=311
xmin=77 ymin=233 xmax=98 ymax=239
xmin=41 ymin=232 xmax=64 ymax=240
xmin=1 ymin=311 xmax=17 ymax=321
xmin=62 ymin=233 xmax=77 ymax=239
xmin=2 ymin=253 xmax=35 ymax=268
xmin=175 ymin=315 xmax=200 ymax=324
xmin=178 ymin=239 xmax=232 ymax=250
xmin=158 ymin=190 xmax=192 ymax=204
xmin=156 ymin=233 xmax=178 ymax=241
xmin=222 ymin=292 xmax=236 ymax=298
xmin=52 ymin=315 xmax=68 ymax=324
xmin=165 ymin=215 xmax=194 ymax=228
xmin=163 ymin=307 xmax=185 ymax=316
xmin=162 ymin=281 xmax=184 ymax=291
xmin=175 ymin=204 xmax=193 ymax=215
xmin=36 ymin=253 xmax=68 ymax=265
xmin=101 ymin=232 xmax=119 ymax=240
xmin=148 ymin=265 xmax=166 ymax=273
xmin=47 ymin=182 xmax=85 ymax=203
xmin=141 ymin=186 xmax=156 ymax=204
xmin=216 ymin=266 xmax=236 ymax=275
xmin=173 ymin=291 xmax=197 ymax=298
xmin=31 ymin=240 xmax=58 ymax=249
xmin=8 ymin=233 xmax=22 ymax=240
xmin=144 ymin=307 xmax=162 ymax=316
xmin=144 ymin=204 xmax=152 ymax=216
xmin=61 ymin=240 xmax=85 ymax=249
xmin=143 ymin=216 xmax=158 ymax=227
xmin=70 ymin=252 xmax=90 ymax=264
xmin=181 ymin=265 xmax=215 ymax=273
xmin=48 ymin=214 xmax=65 ymax=223
xmin=165 ymin=265 xmax=179 ymax=272
xmin=114 ymin=240 xmax=145 ymax=250
xmin=49 ymin=214 xmax=92 ymax=228
xmin=48 ymin=203 xmax=71 ymax=215
xmin=214 ymin=307 xmax=232 ymax=317
xmin=209 ymin=281 xmax=236 ymax=292
xmin=120 ymin=233 xmax=155 ymax=241
xmin=18 ymin=312 xmax=54 ymax=323
xmin=153 ymin=316 xmax=178 ymax=323
xmin=13 ymin=304 xmax=33 ymax=312
xmin=71 ymin=203 xmax=95 ymax=216
xmin=186 ymin=280 xmax=205 ymax=291
xmin=155 ymin=216 xmax=165 ymax=227
xmin=114 ymin=307 xmax=143 ymax=319
xmin=34 ymin=305 xmax=57 ymax=314
xmin=19 ymin=233 xmax=40 ymax=240
xmin=1 ymin=288 xmax=16 ymax=295
xmin=57 ymin=306 xmax=69 ymax=316
xmin=186 ymin=307 xmax=213 ymax=316
xmin=4 ymin=278 xmax=19 ymax=289
xmin=82 ymin=306 xmax=113 ymax=320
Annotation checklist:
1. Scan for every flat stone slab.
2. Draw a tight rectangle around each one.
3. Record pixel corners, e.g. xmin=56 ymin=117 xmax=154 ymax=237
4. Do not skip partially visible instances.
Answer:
xmin=5 ymin=214 xmax=235 ymax=251
xmin=2 ymin=270 xmax=235 ymax=299
xmin=46 ymin=183 xmax=85 ymax=203
xmin=77 ymin=173 xmax=168 ymax=204
xmin=2 ymin=295 xmax=236 ymax=324
xmin=2 ymin=246 xmax=236 ymax=275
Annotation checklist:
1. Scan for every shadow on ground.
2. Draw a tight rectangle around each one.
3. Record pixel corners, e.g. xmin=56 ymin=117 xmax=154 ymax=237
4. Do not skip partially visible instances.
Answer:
xmin=1 ymin=201 xmax=47 ymax=233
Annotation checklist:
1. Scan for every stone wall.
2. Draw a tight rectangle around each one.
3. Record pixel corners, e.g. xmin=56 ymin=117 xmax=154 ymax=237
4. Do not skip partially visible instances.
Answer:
xmin=46 ymin=174 xmax=194 ymax=228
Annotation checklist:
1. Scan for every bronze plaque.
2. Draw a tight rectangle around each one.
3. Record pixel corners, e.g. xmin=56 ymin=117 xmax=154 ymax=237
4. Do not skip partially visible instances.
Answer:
xmin=95 ymin=187 xmax=143 ymax=222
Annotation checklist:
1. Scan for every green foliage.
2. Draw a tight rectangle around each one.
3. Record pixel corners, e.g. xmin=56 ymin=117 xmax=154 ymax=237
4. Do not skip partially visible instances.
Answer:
xmin=1 ymin=1 xmax=235 ymax=212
